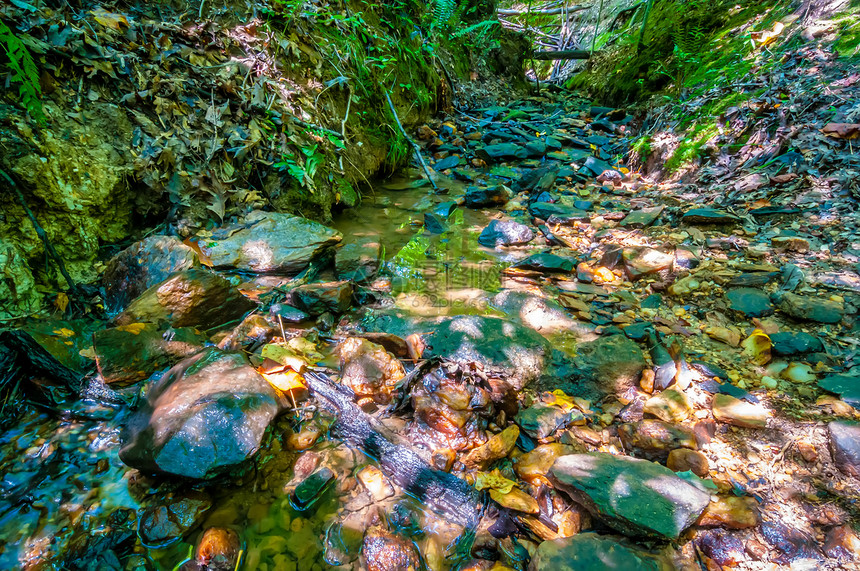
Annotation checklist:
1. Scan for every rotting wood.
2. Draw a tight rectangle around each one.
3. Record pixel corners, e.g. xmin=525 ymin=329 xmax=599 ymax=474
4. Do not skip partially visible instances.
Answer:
xmin=302 ymin=369 xmax=484 ymax=529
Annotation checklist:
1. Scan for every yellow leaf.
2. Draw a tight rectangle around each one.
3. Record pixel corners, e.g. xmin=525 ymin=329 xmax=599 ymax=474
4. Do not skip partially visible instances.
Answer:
xmin=53 ymin=327 xmax=76 ymax=338
xmin=55 ymin=293 xmax=69 ymax=313
xmin=116 ymin=323 xmax=148 ymax=335
xmin=260 ymin=369 xmax=306 ymax=393
xmin=741 ymin=329 xmax=771 ymax=365
xmin=260 ymin=343 xmax=309 ymax=372
xmin=474 ymin=469 xmax=517 ymax=494
xmin=92 ymin=8 xmax=129 ymax=30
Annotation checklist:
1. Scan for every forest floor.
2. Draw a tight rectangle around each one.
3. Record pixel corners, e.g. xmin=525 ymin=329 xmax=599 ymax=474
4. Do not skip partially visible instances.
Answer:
xmin=1 ymin=11 xmax=860 ymax=571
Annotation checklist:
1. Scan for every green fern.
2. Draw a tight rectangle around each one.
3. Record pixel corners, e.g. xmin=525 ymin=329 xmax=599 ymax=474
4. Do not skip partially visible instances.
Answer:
xmin=451 ymin=19 xmax=498 ymax=40
xmin=433 ymin=0 xmax=458 ymax=29
xmin=0 ymin=20 xmax=45 ymax=124
xmin=670 ymin=0 xmax=709 ymax=55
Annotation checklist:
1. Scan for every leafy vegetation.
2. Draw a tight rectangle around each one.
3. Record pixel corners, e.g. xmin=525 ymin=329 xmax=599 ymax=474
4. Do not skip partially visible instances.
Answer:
xmin=0 ymin=19 xmax=44 ymax=123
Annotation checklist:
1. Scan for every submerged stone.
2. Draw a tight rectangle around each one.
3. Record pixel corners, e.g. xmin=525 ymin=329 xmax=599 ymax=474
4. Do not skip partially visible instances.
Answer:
xmin=463 ymin=184 xmax=510 ymax=207
xmin=770 ymin=331 xmax=824 ymax=355
xmin=120 ymin=348 xmax=281 ymax=479
xmin=292 ymin=280 xmax=354 ymax=316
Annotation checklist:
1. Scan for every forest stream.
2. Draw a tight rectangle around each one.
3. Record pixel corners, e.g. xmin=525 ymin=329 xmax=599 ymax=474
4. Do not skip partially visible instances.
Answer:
xmin=2 ymin=90 xmax=860 ymax=571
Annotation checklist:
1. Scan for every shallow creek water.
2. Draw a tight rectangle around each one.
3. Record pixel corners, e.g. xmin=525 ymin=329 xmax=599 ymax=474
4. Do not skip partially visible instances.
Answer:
xmin=0 ymin=171 xmax=585 ymax=570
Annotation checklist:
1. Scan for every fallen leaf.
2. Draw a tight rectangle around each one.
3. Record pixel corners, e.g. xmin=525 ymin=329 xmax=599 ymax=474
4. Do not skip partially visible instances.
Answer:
xmin=821 ymin=123 xmax=860 ymax=139
xmin=55 ymin=292 xmax=69 ymax=313
xmin=474 ymin=469 xmax=517 ymax=494
xmin=741 ymin=329 xmax=771 ymax=365
xmin=91 ymin=9 xmax=129 ymax=31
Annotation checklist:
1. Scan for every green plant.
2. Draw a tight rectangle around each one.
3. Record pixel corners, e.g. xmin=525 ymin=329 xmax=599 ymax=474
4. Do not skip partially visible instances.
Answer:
xmin=433 ymin=0 xmax=458 ymax=29
xmin=0 ymin=20 xmax=44 ymax=123
xmin=274 ymin=138 xmax=326 ymax=192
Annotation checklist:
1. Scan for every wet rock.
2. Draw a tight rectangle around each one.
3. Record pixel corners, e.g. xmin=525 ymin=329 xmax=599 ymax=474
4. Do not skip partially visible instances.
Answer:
xmin=93 ymin=323 xmax=205 ymax=386
xmin=725 ymin=287 xmax=774 ymax=318
xmin=336 ymin=240 xmax=382 ymax=283
xmin=201 ymin=211 xmax=341 ymax=274
xmin=516 ymin=404 xmax=578 ymax=440
xmin=643 ymin=389 xmax=691 ymax=423
xmin=513 ymin=253 xmax=575 ymax=273
xmin=138 ymin=491 xmax=212 ymax=548
xmin=491 ymin=291 xmax=590 ymax=336
xmin=193 ymin=527 xmax=241 ymax=571
xmin=618 ymin=420 xmax=697 ymax=461
xmin=582 ymin=156 xmax=616 ymax=177
xmin=292 ymin=280 xmax=354 ymax=315
xmin=120 ymin=348 xmax=281 ymax=479
xmin=697 ymin=529 xmax=745 ymax=568
xmin=760 ymin=521 xmax=821 ymax=564
xmin=423 ymin=316 xmax=549 ymax=389
xmin=712 ymin=394 xmax=769 ymax=428
xmin=117 ymin=269 xmax=255 ymax=330
xmin=818 ymin=374 xmax=860 ymax=405
xmin=823 ymin=525 xmax=860 ymax=562
xmin=623 ymin=247 xmax=674 ymax=279
xmin=434 ymin=155 xmax=460 ymax=171
xmin=478 ymin=219 xmax=535 ymax=247
xmin=528 ymin=202 xmax=589 ymax=221
xmin=622 ymin=321 xmax=654 ymax=341
xmin=770 ymin=331 xmax=824 ymax=355
xmin=772 ymin=235 xmax=810 ymax=252
xmin=462 ymin=425 xmax=519 ymax=470
xmin=337 ymin=337 xmax=405 ymax=405
xmin=698 ymin=495 xmax=759 ymax=529
xmin=682 ymin=208 xmax=739 ymax=224
xmin=463 ymin=185 xmax=511 ymax=207
xmin=530 ymin=533 xmax=670 ymax=571
xmin=362 ymin=525 xmax=421 ymax=571
xmin=476 ymin=143 xmax=528 ymax=162
xmin=620 ymin=206 xmax=664 ymax=228
xmin=515 ymin=443 xmax=581 ymax=482
xmin=776 ymin=292 xmax=844 ymax=323
xmin=828 ymin=421 xmax=860 ymax=477
xmin=270 ymin=303 xmax=310 ymax=324
xmin=491 ymin=486 xmax=540 ymax=514
xmin=553 ymin=335 xmax=646 ymax=400
xmin=550 ymin=452 xmax=710 ymax=539
xmin=666 ymin=449 xmax=709 ymax=477
xmin=102 ymin=236 xmax=198 ymax=314
xmin=525 ymin=140 xmax=547 ymax=157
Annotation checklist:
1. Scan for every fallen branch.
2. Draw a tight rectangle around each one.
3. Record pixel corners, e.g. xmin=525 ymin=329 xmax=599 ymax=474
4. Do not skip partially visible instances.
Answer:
xmin=532 ymin=49 xmax=592 ymax=60
xmin=0 ymin=168 xmax=81 ymax=298
xmin=382 ymin=88 xmax=438 ymax=190
xmin=498 ymin=6 xmax=587 ymax=15
xmin=303 ymin=369 xmax=483 ymax=528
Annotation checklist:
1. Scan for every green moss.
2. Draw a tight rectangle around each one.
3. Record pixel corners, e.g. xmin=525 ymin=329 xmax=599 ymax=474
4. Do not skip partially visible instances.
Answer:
xmin=664 ymin=122 xmax=719 ymax=172
xmin=833 ymin=8 xmax=860 ymax=58
xmin=631 ymin=134 xmax=653 ymax=161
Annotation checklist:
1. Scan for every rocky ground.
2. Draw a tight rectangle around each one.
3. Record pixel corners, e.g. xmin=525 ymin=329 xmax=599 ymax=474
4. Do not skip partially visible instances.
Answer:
xmin=1 ymin=56 xmax=860 ymax=571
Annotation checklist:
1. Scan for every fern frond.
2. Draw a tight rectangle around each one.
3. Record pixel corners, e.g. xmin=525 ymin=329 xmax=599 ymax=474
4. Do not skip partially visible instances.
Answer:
xmin=0 ymin=20 xmax=45 ymax=124
xmin=433 ymin=0 xmax=458 ymax=29
xmin=451 ymin=19 xmax=498 ymax=39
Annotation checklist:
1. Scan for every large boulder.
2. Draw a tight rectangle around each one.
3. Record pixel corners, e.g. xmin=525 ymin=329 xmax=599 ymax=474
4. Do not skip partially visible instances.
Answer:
xmin=102 ymin=236 xmax=198 ymax=314
xmin=120 ymin=349 xmax=282 ymax=479
xmin=530 ymin=533 xmax=673 ymax=571
xmin=422 ymin=315 xmax=549 ymax=389
xmin=549 ymin=452 xmax=710 ymax=539
xmin=117 ymin=269 xmax=255 ymax=330
xmin=200 ymin=211 xmax=341 ymax=274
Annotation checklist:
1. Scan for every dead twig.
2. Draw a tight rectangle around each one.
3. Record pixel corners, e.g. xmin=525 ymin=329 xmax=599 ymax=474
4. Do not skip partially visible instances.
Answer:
xmin=381 ymin=88 xmax=437 ymax=190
